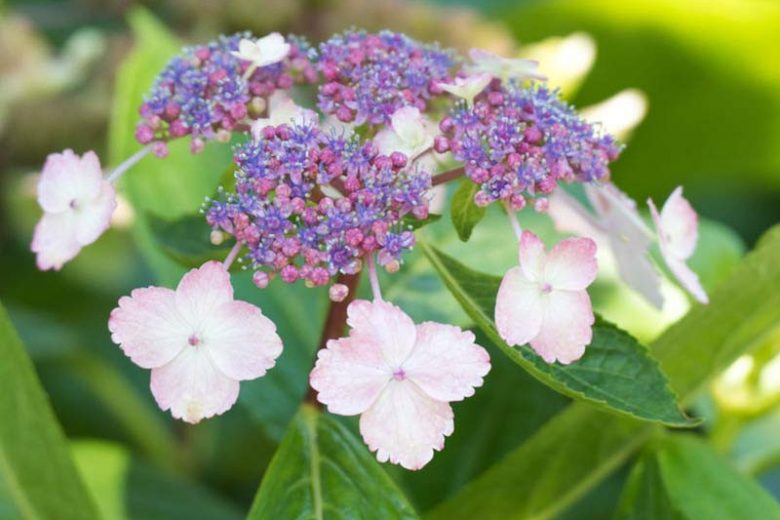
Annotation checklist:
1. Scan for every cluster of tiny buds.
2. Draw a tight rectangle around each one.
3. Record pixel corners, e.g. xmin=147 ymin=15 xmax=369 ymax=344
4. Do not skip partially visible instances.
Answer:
xmin=206 ymin=123 xmax=430 ymax=288
xmin=436 ymin=80 xmax=622 ymax=210
xmin=317 ymin=30 xmax=453 ymax=125
xmin=135 ymin=32 xmax=316 ymax=153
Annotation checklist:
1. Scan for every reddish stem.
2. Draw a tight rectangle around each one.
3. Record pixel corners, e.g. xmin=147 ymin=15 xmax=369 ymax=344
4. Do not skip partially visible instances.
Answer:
xmin=305 ymin=272 xmax=361 ymax=406
xmin=432 ymin=166 xmax=465 ymax=186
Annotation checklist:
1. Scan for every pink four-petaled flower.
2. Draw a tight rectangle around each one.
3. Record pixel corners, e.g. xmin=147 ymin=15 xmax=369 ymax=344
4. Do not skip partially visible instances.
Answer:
xmin=648 ymin=186 xmax=708 ymax=304
xmin=310 ymin=299 xmax=490 ymax=470
xmin=109 ymin=261 xmax=283 ymax=424
xmin=495 ymin=231 xmax=597 ymax=364
xmin=31 ymin=149 xmax=116 ymax=270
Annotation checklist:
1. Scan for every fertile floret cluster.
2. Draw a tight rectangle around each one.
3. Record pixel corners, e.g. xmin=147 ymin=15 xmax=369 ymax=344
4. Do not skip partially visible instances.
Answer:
xmin=135 ymin=33 xmax=317 ymax=152
xmin=438 ymin=82 xmax=622 ymax=210
xmin=206 ymin=124 xmax=431 ymax=286
xmin=317 ymin=30 xmax=454 ymax=125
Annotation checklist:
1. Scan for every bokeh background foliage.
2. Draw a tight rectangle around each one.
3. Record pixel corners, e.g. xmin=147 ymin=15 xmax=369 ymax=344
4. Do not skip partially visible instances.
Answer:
xmin=1 ymin=0 xmax=780 ymax=518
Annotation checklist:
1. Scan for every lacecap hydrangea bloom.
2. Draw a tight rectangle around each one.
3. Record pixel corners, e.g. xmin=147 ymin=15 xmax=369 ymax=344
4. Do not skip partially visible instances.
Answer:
xmin=31 ymin=28 xmax=709 ymax=471
xmin=109 ymin=261 xmax=283 ymax=423
xmin=310 ymin=299 xmax=490 ymax=469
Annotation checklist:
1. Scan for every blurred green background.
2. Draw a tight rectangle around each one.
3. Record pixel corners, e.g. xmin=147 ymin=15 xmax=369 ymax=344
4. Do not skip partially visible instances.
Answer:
xmin=1 ymin=0 xmax=779 ymax=518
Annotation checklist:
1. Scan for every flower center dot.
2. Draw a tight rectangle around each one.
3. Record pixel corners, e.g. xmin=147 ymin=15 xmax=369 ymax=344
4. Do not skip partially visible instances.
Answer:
xmin=392 ymin=368 xmax=406 ymax=381
xmin=542 ymin=282 xmax=553 ymax=293
xmin=69 ymin=199 xmax=79 ymax=210
xmin=188 ymin=334 xmax=201 ymax=347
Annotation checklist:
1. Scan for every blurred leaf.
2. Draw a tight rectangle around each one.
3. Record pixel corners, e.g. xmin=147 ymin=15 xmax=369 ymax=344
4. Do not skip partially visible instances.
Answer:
xmin=0 ymin=301 xmax=99 ymax=520
xmin=419 ymin=241 xmax=692 ymax=426
xmin=501 ymin=1 xmax=780 ymax=221
xmin=732 ymin=405 xmax=780 ymax=476
xmin=654 ymin=225 xmax=780 ymax=400
xmin=72 ymin=440 xmax=243 ymax=520
xmin=108 ymin=7 xmax=232 ymax=286
xmin=247 ymin=405 xmax=419 ymax=519
xmin=428 ymin=224 xmax=780 ymax=519
xmin=450 ymin=180 xmax=486 ymax=242
xmin=613 ymin=448 xmax=678 ymax=520
xmin=66 ymin=354 xmax=182 ymax=472
xmin=147 ymin=213 xmax=233 ymax=269
xmin=688 ymin=218 xmax=745 ymax=292
xmin=614 ymin=435 xmax=780 ymax=519
xmin=426 ymin=404 xmax=652 ymax=520
xmin=72 ymin=441 xmax=129 ymax=520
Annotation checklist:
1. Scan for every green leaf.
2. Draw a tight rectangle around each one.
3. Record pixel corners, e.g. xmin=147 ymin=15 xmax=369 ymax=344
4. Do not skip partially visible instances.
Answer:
xmin=247 ymin=405 xmax=419 ymax=519
xmin=450 ymin=180 xmax=486 ymax=242
xmin=654 ymin=225 xmax=780 ymax=401
xmin=109 ymin=7 xmax=232 ymax=285
xmin=419 ymin=240 xmax=691 ymax=426
xmin=72 ymin=440 xmax=243 ymax=520
xmin=147 ymin=213 xmax=234 ymax=269
xmin=427 ymin=224 xmax=780 ymax=520
xmin=402 ymin=213 xmax=442 ymax=231
xmin=0 ymin=301 xmax=99 ymax=520
xmin=615 ymin=435 xmax=780 ymax=520
xmin=426 ymin=404 xmax=653 ymax=520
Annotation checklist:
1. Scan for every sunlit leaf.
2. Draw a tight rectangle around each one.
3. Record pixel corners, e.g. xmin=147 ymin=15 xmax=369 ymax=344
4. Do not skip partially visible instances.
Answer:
xmin=72 ymin=440 xmax=243 ymax=520
xmin=614 ymin=435 xmax=780 ymax=520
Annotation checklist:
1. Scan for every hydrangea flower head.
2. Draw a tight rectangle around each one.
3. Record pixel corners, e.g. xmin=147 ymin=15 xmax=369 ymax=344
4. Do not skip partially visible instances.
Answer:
xmin=31 ymin=149 xmax=116 ymax=270
xmin=317 ymin=30 xmax=453 ymax=125
xmin=207 ymin=124 xmax=431 ymax=286
xmin=109 ymin=261 xmax=283 ymax=424
xmin=495 ymin=231 xmax=597 ymax=364
xmin=310 ymin=299 xmax=490 ymax=470
xmin=135 ymin=32 xmax=316 ymax=150
xmin=439 ymin=83 xmax=623 ymax=210
xmin=649 ymin=187 xmax=708 ymax=304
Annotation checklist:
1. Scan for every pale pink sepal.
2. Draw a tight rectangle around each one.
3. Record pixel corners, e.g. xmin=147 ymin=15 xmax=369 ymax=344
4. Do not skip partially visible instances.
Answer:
xmin=231 ymin=33 xmax=290 ymax=68
xmin=548 ymin=184 xmax=663 ymax=309
xmin=310 ymin=299 xmax=490 ymax=470
xmin=31 ymin=149 xmax=116 ymax=270
xmin=109 ymin=261 xmax=283 ymax=424
xmin=495 ymin=231 xmax=597 ymax=364
xmin=648 ymin=187 xmax=708 ymax=304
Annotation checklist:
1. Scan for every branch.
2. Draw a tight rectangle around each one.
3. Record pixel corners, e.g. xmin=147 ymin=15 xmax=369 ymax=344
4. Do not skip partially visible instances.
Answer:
xmin=432 ymin=166 xmax=465 ymax=186
xmin=304 ymin=272 xmax=361 ymax=406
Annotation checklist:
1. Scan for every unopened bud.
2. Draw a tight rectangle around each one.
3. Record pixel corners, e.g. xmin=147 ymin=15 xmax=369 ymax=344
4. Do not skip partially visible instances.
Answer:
xmin=329 ymin=283 xmax=349 ymax=302
xmin=252 ymin=271 xmax=270 ymax=289
xmin=210 ymin=230 xmax=225 ymax=245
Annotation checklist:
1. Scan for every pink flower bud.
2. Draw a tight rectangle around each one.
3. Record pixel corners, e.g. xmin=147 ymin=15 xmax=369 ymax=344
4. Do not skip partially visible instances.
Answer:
xmin=329 ymin=283 xmax=349 ymax=302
